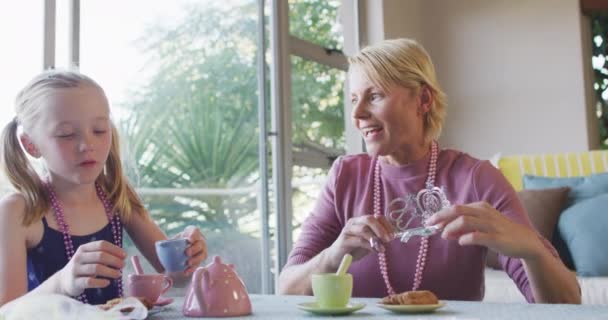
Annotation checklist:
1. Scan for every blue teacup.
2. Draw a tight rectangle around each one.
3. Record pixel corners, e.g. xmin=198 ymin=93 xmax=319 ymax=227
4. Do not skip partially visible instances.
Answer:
xmin=155 ymin=238 xmax=189 ymax=272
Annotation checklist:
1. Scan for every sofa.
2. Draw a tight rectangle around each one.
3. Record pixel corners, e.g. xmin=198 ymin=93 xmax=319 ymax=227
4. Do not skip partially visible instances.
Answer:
xmin=482 ymin=150 xmax=608 ymax=305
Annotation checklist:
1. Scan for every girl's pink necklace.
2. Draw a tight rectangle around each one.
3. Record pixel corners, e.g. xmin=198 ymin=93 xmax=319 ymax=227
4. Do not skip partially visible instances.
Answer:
xmin=373 ymin=141 xmax=438 ymax=296
xmin=45 ymin=182 xmax=123 ymax=304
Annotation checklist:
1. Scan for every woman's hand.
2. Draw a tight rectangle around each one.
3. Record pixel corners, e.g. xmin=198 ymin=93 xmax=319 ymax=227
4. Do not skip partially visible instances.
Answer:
xmin=325 ymin=215 xmax=395 ymax=269
xmin=57 ymin=240 xmax=126 ymax=296
xmin=425 ymin=202 xmax=544 ymax=260
xmin=174 ymin=226 xmax=208 ymax=274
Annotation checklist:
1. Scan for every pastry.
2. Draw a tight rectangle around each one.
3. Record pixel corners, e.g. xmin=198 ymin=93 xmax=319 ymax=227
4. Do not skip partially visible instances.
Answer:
xmin=381 ymin=290 xmax=439 ymax=305
xmin=98 ymin=296 xmax=154 ymax=311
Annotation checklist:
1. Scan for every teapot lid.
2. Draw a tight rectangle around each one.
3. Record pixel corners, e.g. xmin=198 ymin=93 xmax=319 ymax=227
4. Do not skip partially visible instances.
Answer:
xmin=205 ymin=256 xmax=237 ymax=278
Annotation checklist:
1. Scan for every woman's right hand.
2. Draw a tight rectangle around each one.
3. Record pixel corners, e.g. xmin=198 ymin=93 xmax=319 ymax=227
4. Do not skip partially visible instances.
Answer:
xmin=325 ymin=215 xmax=395 ymax=268
xmin=57 ymin=240 xmax=126 ymax=297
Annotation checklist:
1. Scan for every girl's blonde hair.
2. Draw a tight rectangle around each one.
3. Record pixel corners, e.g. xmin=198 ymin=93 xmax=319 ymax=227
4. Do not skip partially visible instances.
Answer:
xmin=1 ymin=70 xmax=144 ymax=226
xmin=348 ymin=38 xmax=447 ymax=141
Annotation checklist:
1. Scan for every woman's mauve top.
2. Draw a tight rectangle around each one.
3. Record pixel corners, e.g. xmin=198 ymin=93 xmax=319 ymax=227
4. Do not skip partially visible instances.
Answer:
xmin=285 ymin=148 xmax=558 ymax=302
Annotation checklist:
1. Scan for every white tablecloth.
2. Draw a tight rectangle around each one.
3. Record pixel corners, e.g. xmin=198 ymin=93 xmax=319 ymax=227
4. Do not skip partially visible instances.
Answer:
xmin=148 ymin=294 xmax=608 ymax=319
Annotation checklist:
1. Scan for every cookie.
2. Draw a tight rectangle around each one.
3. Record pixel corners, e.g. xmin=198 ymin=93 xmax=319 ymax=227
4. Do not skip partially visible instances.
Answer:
xmin=98 ymin=297 xmax=123 ymax=311
xmin=381 ymin=290 xmax=439 ymax=305
xmin=97 ymin=296 xmax=154 ymax=311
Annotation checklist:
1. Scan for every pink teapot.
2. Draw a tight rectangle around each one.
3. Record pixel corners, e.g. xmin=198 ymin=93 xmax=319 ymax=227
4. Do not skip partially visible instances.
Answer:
xmin=182 ymin=256 xmax=252 ymax=317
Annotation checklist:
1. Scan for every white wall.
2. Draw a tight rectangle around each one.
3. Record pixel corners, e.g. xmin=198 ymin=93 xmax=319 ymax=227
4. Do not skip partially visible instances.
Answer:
xmin=363 ymin=0 xmax=597 ymax=159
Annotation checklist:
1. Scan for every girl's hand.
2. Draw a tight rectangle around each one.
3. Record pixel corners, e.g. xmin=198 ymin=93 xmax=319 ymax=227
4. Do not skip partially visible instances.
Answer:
xmin=425 ymin=202 xmax=544 ymax=260
xmin=57 ymin=240 xmax=126 ymax=297
xmin=325 ymin=215 xmax=394 ymax=269
xmin=176 ymin=226 xmax=208 ymax=274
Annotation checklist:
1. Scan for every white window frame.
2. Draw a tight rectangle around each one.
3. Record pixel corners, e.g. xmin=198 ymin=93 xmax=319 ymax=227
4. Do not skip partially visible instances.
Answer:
xmin=269 ymin=0 xmax=362 ymax=292
xmin=43 ymin=0 xmax=56 ymax=69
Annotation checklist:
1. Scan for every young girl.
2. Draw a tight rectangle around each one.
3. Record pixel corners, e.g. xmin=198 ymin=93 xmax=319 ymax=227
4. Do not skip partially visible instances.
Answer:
xmin=0 ymin=70 xmax=208 ymax=306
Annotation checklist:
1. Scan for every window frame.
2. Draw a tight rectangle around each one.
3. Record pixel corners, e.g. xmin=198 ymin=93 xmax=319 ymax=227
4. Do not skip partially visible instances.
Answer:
xmin=269 ymin=0 xmax=361 ymax=292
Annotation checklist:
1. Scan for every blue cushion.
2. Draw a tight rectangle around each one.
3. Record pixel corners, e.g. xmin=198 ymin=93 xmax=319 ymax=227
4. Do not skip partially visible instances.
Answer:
xmin=523 ymin=173 xmax=608 ymax=205
xmin=570 ymin=172 xmax=608 ymax=202
xmin=522 ymin=175 xmax=584 ymax=191
xmin=522 ymin=173 xmax=608 ymax=272
xmin=558 ymin=193 xmax=608 ymax=276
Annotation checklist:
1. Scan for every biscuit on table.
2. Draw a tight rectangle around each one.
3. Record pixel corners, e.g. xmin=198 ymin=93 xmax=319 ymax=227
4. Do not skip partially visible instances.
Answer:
xmin=381 ymin=290 xmax=439 ymax=305
xmin=97 ymin=296 xmax=154 ymax=311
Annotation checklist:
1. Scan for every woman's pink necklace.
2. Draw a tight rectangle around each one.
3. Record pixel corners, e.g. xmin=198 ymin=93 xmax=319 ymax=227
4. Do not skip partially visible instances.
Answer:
xmin=45 ymin=182 xmax=123 ymax=304
xmin=373 ymin=140 xmax=438 ymax=296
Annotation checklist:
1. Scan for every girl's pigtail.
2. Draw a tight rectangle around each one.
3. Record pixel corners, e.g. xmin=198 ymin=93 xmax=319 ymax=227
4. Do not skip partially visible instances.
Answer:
xmin=1 ymin=119 xmax=49 ymax=225
xmin=99 ymin=124 xmax=145 ymax=222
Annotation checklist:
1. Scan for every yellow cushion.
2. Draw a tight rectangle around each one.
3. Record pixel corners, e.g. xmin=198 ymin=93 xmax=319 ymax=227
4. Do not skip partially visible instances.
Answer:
xmin=498 ymin=151 xmax=608 ymax=191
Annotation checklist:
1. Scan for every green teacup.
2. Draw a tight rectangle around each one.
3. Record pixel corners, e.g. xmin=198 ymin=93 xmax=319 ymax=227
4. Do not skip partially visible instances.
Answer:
xmin=311 ymin=273 xmax=353 ymax=309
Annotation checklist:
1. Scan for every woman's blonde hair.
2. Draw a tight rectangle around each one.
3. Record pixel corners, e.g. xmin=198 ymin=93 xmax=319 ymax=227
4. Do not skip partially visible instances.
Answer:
xmin=1 ymin=69 xmax=144 ymax=226
xmin=348 ymin=38 xmax=447 ymax=141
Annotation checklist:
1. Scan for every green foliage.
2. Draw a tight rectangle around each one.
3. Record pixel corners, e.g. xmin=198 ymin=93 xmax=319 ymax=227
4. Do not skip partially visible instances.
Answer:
xmin=290 ymin=0 xmax=345 ymax=150
xmin=121 ymin=1 xmax=260 ymax=233
xmin=120 ymin=0 xmax=344 ymax=234
xmin=289 ymin=0 xmax=343 ymax=51
xmin=591 ymin=14 xmax=608 ymax=149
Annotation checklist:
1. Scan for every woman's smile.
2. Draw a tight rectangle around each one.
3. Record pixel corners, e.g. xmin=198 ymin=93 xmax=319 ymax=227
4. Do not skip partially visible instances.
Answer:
xmin=362 ymin=126 xmax=384 ymax=140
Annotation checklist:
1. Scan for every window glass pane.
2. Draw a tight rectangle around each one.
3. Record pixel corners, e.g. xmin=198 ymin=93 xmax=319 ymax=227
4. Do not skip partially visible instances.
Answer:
xmin=0 ymin=3 xmax=43 ymax=196
xmin=291 ymin=56 xmax=345 ymax=151
xmin=56 ymin=0 xmax=70 ymax=69
xmin=289 ymin=0 xmax=343 ymax=50
xmin=591 ymin=14 xmax=608 ymax=148
xmin=292 ymin=165 xmax=328 ymax=242
xmin=80 ymin=0 xmax=266 ymax=293
xmin=290 ymin=56 xmax=345 ymax=239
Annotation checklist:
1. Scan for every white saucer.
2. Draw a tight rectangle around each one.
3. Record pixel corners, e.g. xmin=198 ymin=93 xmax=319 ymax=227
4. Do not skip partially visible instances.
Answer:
xmin=297 ymin=301 xmax=366 ymax=315
xmin=376 ymin=301 xmax=446 ymax=313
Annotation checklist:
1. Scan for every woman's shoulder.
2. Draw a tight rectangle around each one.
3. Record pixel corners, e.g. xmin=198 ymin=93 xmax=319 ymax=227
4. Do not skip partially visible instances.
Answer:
xmin=327 ymin=154 xmax=373 ymax=187
xmin=440 ymin=148 xmax=497 ymax=174
xmin=334 ymin=153 xmax=372 ymax=170
xmin=441 ymin=148 xmax=515 ymax=199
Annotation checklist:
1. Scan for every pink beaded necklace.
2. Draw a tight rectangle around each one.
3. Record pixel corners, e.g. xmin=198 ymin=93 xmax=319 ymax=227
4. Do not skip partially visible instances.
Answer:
xmin=373 ymin=140 xmax=439 ymax=296
xmin=45 ymin=181 xmax=123 ymax=303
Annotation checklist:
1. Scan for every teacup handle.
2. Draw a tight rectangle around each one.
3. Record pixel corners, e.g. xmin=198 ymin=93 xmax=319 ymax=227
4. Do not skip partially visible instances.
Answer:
xmin=161 ymin=276 xmax=173 ymax=295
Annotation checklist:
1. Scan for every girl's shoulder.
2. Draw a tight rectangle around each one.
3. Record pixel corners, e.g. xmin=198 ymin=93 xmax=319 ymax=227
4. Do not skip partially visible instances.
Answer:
xmin=0 ymin=192 xmax=30 ymax=235
xmin=0 ymin=192 xmax=28 ymax=221
xmin=0 ymin=192 xmax=44 ymax=246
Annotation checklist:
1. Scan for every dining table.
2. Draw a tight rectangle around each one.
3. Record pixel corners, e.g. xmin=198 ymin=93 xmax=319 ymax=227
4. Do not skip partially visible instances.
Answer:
xmin=147 ymin=294 xmax=608 ymax=319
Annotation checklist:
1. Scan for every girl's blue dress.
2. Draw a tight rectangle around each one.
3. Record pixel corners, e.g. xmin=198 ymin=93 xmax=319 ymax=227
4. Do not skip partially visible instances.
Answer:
xmin=27 ymin=217 xmax=121 ymax=305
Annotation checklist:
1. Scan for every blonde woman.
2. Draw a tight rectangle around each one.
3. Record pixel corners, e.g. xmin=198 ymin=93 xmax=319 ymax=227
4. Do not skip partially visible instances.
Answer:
xmin=279 ymin=38 xmax=580 ymax=304
xmin=0 ymin=70 xmax=207 ymax=306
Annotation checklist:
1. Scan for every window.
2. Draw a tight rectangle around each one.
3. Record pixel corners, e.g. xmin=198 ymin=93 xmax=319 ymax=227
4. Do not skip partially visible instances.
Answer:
xmin=0 ymin=0 xmax=356 ymax=294
xmin=283 ymin=0 xmax=349 ymax=258
xmin=290 ymin=56 xmax=345 ymax=240
xmin=80 ymin=0 xmax=267 ymax=293
xmin=0 ymin=2 xmax=43 ymax=196
xmin=591 ymin=13 xmax=608 ymax=149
